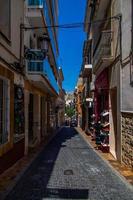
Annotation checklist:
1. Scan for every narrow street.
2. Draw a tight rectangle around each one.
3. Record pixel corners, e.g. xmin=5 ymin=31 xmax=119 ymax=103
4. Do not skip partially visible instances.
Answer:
xmin=5 ymin=127 xmax=133 ymax=200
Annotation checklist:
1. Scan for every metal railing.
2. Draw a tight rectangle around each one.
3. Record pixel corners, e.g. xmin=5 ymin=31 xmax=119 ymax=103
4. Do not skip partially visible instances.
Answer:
xmin=27 ymin=58 xmax=59 ymax=93
xmin=44 ymin=59 xmax=59 ymax=93
xmin=27 ymin=60 xmax=44 ymax=73
xmin=28 ymin=0 xmax=43 ymax=7
xmin=93 ymin=30 xmax=113 ymax=68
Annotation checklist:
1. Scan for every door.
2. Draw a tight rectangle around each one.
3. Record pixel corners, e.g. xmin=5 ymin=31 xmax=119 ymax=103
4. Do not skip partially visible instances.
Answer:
xmin=40 ymin=96 xmax=46 ymax=138
xmin=110 ymin=88 xmax=117 ymax=158
xmin=28 ymin=93 xmax=34 ymax=141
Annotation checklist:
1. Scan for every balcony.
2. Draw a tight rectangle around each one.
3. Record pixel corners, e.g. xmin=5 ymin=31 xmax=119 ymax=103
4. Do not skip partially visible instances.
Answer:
xmin=26 ymin=52 xmax=59 ymax=95
xmin=26 ymin=0 xmax=44 ymax=32
xmin=93 ymin=30 xmax=114 ymax=74
xmin=26 ymin=0 xmax=58 ymax=69
xmin=28 ymin=0 xmax=43 ymax=8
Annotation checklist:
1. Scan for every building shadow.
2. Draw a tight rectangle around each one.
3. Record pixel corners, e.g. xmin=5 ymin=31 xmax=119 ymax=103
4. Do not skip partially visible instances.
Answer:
xmin=5 ymin=127 xmax=89 ymax=200
xmin=43 ymin=188 xmax=89 ymax=199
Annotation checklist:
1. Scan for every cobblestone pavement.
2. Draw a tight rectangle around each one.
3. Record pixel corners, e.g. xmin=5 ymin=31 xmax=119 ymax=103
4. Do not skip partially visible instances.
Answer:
xmin=5 ymin=127 xmax=133 ymax=200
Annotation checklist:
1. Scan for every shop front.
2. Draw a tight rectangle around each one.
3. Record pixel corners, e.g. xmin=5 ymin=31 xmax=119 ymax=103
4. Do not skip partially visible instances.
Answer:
xmin=0 ymin=65 xmax=25 ymax=174
xmin=94 ymin=68 xmax=110 ymax=152
xmin=94 ymin=68 xmax=109 ymax=122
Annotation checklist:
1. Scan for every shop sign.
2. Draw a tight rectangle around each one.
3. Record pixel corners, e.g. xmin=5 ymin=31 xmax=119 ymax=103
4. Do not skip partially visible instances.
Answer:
xmin=86 ymin=98 xmax=93 ymax=102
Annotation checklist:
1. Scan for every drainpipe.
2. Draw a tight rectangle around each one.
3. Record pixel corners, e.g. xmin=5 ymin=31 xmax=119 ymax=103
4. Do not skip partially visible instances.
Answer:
xmin=88 ymin=0 xmax=97 ymax=35
xmin=131 ymin=0 xmax=133 ymax=52
xmin=113 ymin=14 xmax=122 ymax=162
xmin=116 ymin=14 xmax=122 ymax=65
xmin=20 ymin=23 xmax=25 ymax=72
xmin=119 ymin=14 xmax=122 ymax=163
xmin=130 ymin=0 xmax=133 ymax=86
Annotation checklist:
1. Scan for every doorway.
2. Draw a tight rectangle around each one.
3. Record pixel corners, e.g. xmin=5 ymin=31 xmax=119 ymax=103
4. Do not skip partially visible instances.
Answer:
xmin=28 ymin=93 xmax=34 ymax=142
xmin=110 ymin=88 xmax=117 ymax=158
xmin=40 ymin=96 xmax=46 ymax=139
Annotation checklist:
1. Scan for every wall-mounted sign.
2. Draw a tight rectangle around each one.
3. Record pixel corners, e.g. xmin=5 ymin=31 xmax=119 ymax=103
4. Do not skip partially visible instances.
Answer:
xmin=86 ymin=98 xmax=93 ymax=102
xmin=24 ymin=49 xmax=44 ymax=61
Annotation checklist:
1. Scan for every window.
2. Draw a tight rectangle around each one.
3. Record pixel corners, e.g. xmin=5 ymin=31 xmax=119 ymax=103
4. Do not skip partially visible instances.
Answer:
xmin=0 ymin=78 xmax=10 ymax=145
xmin=0 ymin=0 xmax=10 ymax=40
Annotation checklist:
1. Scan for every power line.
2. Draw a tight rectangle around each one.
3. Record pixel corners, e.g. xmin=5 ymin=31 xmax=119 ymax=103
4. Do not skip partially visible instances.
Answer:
xmin=22 ymin=15 xmax=120 ymax=30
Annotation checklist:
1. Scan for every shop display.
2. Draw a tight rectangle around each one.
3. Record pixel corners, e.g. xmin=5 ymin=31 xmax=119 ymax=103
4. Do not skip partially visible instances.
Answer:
xmin=90 ymin=110 xmax=110 ymax=153
xmin=100 ymin=110 xmax=110 ymax=152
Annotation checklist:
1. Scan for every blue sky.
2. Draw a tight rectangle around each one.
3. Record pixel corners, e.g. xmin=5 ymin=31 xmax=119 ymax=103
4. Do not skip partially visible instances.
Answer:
xmin=58 ymin=0 xmax=86 ymax=92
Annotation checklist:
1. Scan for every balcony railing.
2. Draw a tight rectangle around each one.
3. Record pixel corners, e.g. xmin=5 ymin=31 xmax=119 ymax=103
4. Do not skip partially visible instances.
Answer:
xmin=27 ymin=58 xmax=59 ymax=94
xmin=28 ymin=0 xmax=43 ymax=7
xmin=27 ymin=60 xmax=43 ymax=73
xmin=44 ymin=59 xmax=59 ymax=93
xmin=93 ymin=30 xmax=113 ymax=70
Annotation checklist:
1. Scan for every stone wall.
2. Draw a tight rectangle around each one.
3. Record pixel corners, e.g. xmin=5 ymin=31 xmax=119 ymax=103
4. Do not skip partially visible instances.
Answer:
xmin=122 ymin=113 xmax=133 ymax=168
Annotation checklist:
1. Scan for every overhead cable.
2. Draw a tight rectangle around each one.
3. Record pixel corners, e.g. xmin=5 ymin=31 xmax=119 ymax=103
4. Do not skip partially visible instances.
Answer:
xmin=22 ymin=15 xmax=120 ymax=30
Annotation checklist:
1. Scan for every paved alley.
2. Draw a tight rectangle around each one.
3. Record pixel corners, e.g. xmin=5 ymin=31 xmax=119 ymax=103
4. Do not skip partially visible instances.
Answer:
xmin=5 ymin=127 xmax=133 ymax=200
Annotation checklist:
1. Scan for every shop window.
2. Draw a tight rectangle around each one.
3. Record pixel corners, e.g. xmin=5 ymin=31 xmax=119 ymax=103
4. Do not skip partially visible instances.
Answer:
xmin=0 ymin=0 xmax=11 ymax=41
xmin=0 ymin=78 xmax=10 ymax=145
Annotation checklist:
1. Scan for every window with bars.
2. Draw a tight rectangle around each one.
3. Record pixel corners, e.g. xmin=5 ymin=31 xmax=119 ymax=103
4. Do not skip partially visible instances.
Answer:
xmin=0 ymin=78 xmax=10 ymax=145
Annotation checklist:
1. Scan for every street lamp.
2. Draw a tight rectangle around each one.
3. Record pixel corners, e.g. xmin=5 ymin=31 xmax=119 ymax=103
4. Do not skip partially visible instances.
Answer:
xmin=39 ymin=33 xmax=50 ymax=57
xmin=24 ymin=33 xmax=50 ymax=62
xmin=20 ymin=23 xmax=51 ymax=70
